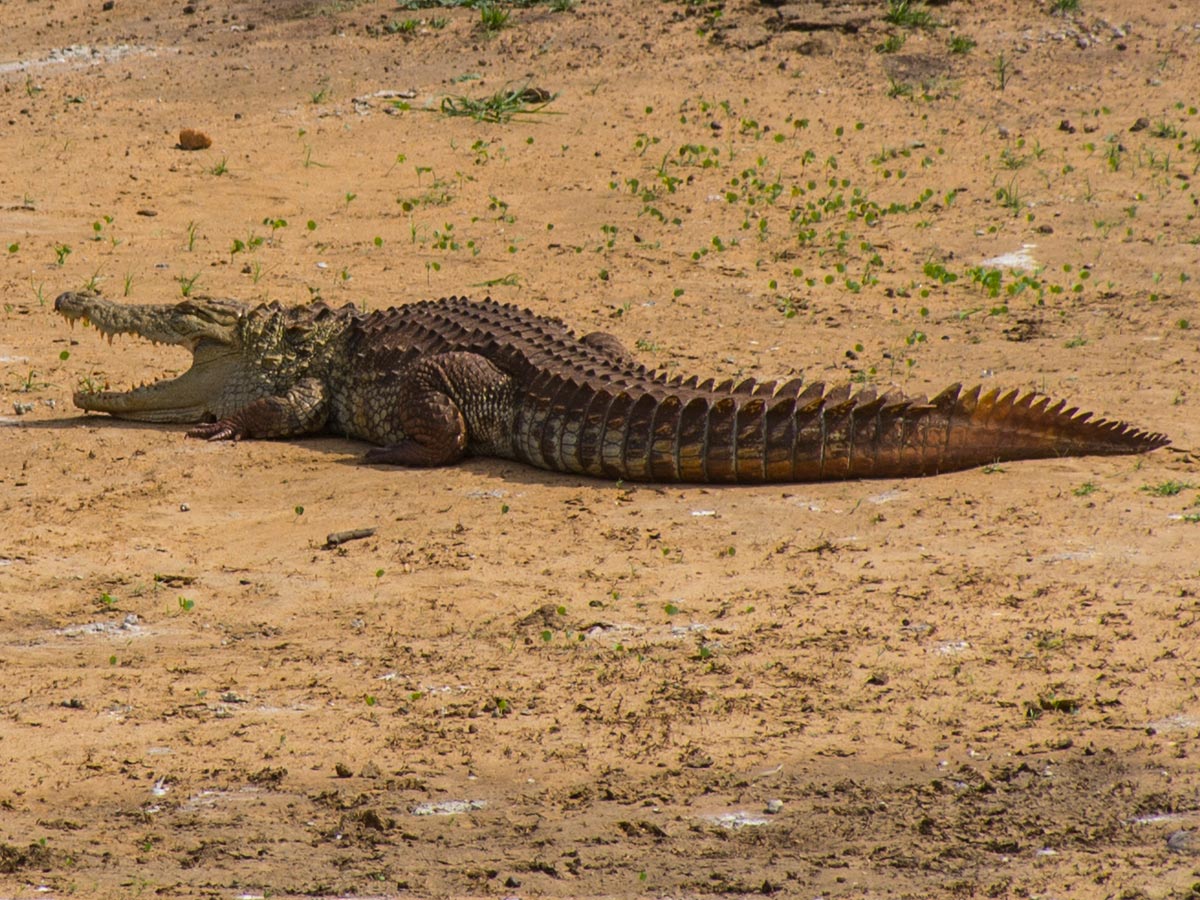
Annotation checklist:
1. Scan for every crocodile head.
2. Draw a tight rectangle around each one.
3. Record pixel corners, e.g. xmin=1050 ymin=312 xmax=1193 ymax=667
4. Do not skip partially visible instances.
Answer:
xmin=55 ymin=292 xmax=249 ymax=423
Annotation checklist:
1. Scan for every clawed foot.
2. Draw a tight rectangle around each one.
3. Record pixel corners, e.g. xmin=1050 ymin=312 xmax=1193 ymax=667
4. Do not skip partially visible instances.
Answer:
xmin=187 ymin=420 xmax=245 ymax=441
xmin=364 ymin=440 xmax=462 ymax=467
xmin=363 ymin=445 xmax=410 ymax=465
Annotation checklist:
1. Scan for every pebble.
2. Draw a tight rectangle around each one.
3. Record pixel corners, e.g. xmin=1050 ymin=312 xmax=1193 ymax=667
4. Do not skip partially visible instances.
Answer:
xmin=178 ymin=128 xmax=212 ymax=150
xmin=765 ymin=798 xmax=784 ymax=815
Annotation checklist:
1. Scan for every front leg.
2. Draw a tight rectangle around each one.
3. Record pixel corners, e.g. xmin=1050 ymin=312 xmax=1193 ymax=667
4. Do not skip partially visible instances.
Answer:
xmin=362 ymin=352 xmax=512 ymax=467
xmin=188 ymin=377 xmax=330 ymax=441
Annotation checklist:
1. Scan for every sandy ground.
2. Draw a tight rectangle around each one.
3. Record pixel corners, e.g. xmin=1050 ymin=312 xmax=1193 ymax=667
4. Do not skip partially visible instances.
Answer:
xmin=1 ymin=0 xmax=1198 ymax=897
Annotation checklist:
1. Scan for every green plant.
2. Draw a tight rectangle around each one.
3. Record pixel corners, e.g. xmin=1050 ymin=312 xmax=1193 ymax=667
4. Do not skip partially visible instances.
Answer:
xmin=478 ymin=3 xmax=510 ymax=33
xmin=91 ymin=215 xmax=113 ymax=242
xmin=211 ymin=157 xmax=229 ymax=176
xmin=53 ymin=243 xmax=72 ymax=266
xmin=948 ymin=33 xmax=975 ymax=54
xmin=995 ymin=180 xmax=1022 ymax=213
xmin=1149 ymin=119 xmax=1179 ymax=139
xmin=438 ymin=86 xmax=556 ymax=124
xmin=994 ymin=52 xmax=1011 ymax=91
xmin=186 ymin=221 xmax=199 ymax=251
xmin=1141 ymin=480 xmax=1196 ymax=497
xmin=230 ymin=233 xmax=264 ymax=258
xmin=80 ymin=268 xmax=103 ymax=292
xmin=1049 ymin=0 xmax=1079 ymax=13
xmin=176 ymin=272 xmax=201 ymax=297
xmin=473 ymin=273 xmax=521 ymax=287
xmin=884 ymin=0 xmax=934 ymax=29
xmin=384 ymin=17 xmax=420 ymax=34
xmin=1104 ymin=141 xmax=1122 ymax=171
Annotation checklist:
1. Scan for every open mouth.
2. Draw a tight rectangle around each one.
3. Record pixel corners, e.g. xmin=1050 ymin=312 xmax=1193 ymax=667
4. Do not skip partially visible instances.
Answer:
xmin=55 ymin=292 xmax=236 ymax=423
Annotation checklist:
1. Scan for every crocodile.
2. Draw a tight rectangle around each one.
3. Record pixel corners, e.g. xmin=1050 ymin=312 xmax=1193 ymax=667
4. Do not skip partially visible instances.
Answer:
xmin=54 ymin=291 xmax=1169 ymax=483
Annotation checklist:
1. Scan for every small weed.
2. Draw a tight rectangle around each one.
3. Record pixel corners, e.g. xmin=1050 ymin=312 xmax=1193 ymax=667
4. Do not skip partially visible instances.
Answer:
xmin=1104 ymin=141 xmax=1122 ymax=171
xmin=53 ymin=243 xmax=72 ymax=266
xmin=186 ymin=221 xmax=199 ymax=251
xmin=16 ymin=370 xmax=48 ymax=392
xmin=211 ymin=157 xmax=229 ymax=176
xmin=1141 ymin=480 xmax=1196 ymax=497
xmin=994 ymin=52 xmax=1011 ymax=91
xmin=384 ymin=17 xmax=420 ymax=34
xmin=995 ymin=180 xmax=1022 ymax=213
xmin=473 ymin=273 xmax=521 ymax=287
xmin=1150 ymin=119 xmax=1180 ymax=139
xmin=80 ymin=269 xmax=104 ymax=292
xmin=91 ymin=215 xmax=113 ymax=242
xmin=439 ymin=85 xmax=556 ymax=124
xmin=884 ymin=0 xmax=934 ymax=29
xmin=1073 ymin=481 xmax=1098 ymax=497
xmin=1049 ymin=0 xmax=1079 ymax=13
xmin=948 ymin=33 xmax=975 ymax=54
xmin=875 ymin=32 xmax=906 ymax=54
xmin=178 ymin=596 xmax=195 ymax=612
xmin=176 ymin=272 xmax=201 ymax=297
xmin=478 ymin=3 xmax=510 ymax=33
xmin=301 ymin=144 xmax=327 ymax=169
xmin=230 ymin=233 xmax=264 ymax=258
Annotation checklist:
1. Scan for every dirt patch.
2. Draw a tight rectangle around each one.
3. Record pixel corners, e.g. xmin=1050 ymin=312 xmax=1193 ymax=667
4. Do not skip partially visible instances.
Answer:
xmin=1 ymin=0 xmax=1198 ymax=897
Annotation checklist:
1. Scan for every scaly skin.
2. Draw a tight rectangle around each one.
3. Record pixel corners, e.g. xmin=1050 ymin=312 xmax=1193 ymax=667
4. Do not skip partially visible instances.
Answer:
xmin=54 ymin=291 xmax=1170 ymax=483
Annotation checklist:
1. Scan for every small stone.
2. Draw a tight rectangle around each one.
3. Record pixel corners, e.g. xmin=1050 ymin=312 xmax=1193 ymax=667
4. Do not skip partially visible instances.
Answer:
xmin=1130 ymin=117 xmax=1150 ymax=133
xmin=1058 ymin=119 xmax=1075 ymax=134
xmin=334 ymin=762 xmax=353 ymax=778
xmin=360 ymin=761 xmax=382 ymax=779
xmin=1167 ymin=829 xmax=1196 ymax=854
xmin=764 ymin=798 xmax=784 ymax=815
xmin=178 ymin=128 xmax=212 ymax=150
xmin=102 ymin=0 xmax=115 ymax=10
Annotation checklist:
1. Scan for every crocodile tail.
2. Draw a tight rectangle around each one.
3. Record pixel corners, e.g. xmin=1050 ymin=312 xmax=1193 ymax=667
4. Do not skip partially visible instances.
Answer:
xmin=518 ymin=377 xmax=1169 ymax=483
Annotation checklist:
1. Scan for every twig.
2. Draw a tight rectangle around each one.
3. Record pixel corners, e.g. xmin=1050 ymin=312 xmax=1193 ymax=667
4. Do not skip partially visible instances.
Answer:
xmin=324 ymin=527 xmax=376 ymax=549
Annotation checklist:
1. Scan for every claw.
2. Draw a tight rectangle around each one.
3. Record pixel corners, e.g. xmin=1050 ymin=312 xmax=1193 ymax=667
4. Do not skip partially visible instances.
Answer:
xmin=187 ymin=420 xmax=243 ymax=442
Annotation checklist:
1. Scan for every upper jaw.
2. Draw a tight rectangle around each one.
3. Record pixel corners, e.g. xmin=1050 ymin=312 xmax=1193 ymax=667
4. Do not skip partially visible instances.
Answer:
xmin=54 ymin=291 xmax=245 ymax=349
